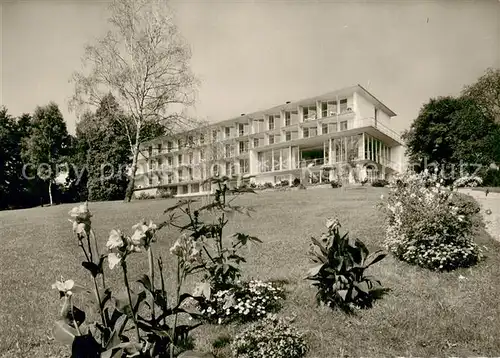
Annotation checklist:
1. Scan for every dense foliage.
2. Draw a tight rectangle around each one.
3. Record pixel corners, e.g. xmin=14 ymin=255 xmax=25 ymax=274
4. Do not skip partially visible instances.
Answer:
xmin=231 ymin=315 xmax=308 ymax=358
xmin=21 ymin=103 xmax=72 ymax=206
xmin=462 ymin=67 xmax=500 ymax=123
xmin=403 ymin=96 xmax=500 ymax=172
xmin=379 ymin=170 xmax=483 ymax=270
xmin=330 ymin=180 xmax=342 ymax=188
xmin=371 ymin=179 xmax=389 ymax=187
xmin=74 ymin=94 xmax=131 ymax=202
xmin=306 ymin=218 xmax=386 ymax=312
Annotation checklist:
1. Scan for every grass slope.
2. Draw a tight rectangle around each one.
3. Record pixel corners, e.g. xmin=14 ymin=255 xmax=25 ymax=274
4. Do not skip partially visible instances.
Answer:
xmin=1 ymin=188 xmax=499 ymax=357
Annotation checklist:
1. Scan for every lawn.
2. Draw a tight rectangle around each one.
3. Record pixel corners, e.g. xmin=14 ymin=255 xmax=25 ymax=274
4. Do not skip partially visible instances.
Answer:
xmin=1 ymin=187 xmax=500 ymax=357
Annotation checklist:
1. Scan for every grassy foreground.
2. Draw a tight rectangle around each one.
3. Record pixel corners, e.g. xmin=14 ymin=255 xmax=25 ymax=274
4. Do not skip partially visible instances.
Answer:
xmin=1 ymin=187 xmax=500 ymax=357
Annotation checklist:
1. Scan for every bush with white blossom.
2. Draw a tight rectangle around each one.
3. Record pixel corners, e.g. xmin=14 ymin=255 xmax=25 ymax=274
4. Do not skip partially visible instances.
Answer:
xmin=231 ymin=314 xmax=308 ymax=358
xmin=452 ymin=174 xmax=483 ymax=188
xmin=196 ymin=280 xmax=285 ymax=324
xmin=379 ymin=169 xmax=483 ymax=270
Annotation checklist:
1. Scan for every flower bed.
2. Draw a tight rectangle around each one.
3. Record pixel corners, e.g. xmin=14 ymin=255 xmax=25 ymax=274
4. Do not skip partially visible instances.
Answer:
xmin=197 ymin=280 xmax=285 ymax=324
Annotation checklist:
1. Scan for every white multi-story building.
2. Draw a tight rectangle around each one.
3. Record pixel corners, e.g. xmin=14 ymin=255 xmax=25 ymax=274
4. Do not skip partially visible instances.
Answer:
xmin=133 ymin=84 xmax=405 ymax=197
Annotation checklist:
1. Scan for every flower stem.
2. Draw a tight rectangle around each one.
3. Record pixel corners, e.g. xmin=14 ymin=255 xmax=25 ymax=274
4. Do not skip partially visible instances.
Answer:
xmin=122 ymin=261 xmax=141 ymax=342
xmin=147 ymin=245 xmax=155 ymax=325
xmin=69 ymin=296 xmax=82 ymax=336
xmin=92 ymin=275 xmax=107 ymax=328
xmin=90 ymin=228 xmax=106 ymax=288
xmin=170 ymin=259 xmax=182 ymax=358
xmin=158 ymin=257 xmax=168 ymax=326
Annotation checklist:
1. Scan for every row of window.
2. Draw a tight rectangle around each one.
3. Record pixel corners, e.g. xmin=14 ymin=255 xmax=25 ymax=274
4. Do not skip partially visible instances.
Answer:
xmin=148 ymin=122 xmax=354 ymax=169
xmin=147 ymin=159 xmax=249 ymax=186
xmin=258 ymin=147 xmax=300 ymax=173
xmin=263 ymin=121 xmax=349 ymax=145
xmin=145 ymin=99 xmax=354 ymax=156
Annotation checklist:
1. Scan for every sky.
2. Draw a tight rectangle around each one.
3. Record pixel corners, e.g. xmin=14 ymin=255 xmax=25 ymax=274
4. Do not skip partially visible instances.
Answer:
xmin=1 ymin=0 xmax=499 ymax=136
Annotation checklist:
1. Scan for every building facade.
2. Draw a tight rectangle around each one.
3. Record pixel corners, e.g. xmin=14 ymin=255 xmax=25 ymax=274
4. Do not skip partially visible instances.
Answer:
xmin=133 ymin=85 xmax=405 ymax=197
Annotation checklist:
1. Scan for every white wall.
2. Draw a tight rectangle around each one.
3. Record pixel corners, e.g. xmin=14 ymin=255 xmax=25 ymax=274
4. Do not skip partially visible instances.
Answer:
xmin=377 ymin=110 xmax=391 ymax=128
xmin=355 ymin=92 xmax=374 ymax=120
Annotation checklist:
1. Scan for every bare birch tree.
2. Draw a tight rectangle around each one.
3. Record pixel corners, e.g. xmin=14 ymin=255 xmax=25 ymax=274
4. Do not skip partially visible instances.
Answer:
xmin=69 ymin=0 xmax=197 ymax=202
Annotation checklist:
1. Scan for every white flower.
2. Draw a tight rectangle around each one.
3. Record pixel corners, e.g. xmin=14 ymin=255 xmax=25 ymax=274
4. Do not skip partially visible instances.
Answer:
xmin=71 ymin=221 xmax=86 ymax=235
xmin=107 ymin=229 xmax=124 ymax=250
xmin=52 ymin=279 xmax=85 ymax=296
xmin=325 ymin=217 xmax=340 ymax=230
xmin=170 ymin=236 xmax=185 ymax=257
xmin=68 ymin=202 xmax=92 ymax=223
xmin=130 ymin=220 xmax=157 ymax=247
xmin=108 ymin=252 xmax=122 ymax=270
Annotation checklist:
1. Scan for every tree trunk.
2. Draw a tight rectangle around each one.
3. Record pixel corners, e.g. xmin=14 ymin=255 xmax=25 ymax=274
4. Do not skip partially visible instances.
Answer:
xmin=125 ymin=142 xmax=140 ymax=202
xmin=48 ymin=180 xmax=53 ymax=206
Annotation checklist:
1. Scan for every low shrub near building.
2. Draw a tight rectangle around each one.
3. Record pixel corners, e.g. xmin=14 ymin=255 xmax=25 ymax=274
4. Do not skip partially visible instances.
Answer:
xmin=330 ymin=180 xmax=342 ymax=188
xmin=231 ymin=314 xmax=308 ymax=358
xmin=156 ymin=187 xmax=174 ymax=198
xmin=292 ymin=178 xmax=301 ymax=187
xmin=371 ymin=179 xmax=389 ymax=187
xmin=135 ymin=191 xmax=155 ymax=200
xmin=379 ymin=170 xmax=483 ymax=271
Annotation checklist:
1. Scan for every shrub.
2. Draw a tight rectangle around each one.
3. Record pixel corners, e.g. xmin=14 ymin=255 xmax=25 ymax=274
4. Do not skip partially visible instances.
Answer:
xmin=452 ymin=174 xmax=483 ymax=188
xmin=292 ymin=178 xmax=301 ymax=187
xmin=196 ymin=280 xmax=285 ymax=324
xmin=379 ymin=170 xmax=483 ymax=271
xmin=264 ymin=182 xmax=274 ymax=189
xmin=280 ymin=180 xmax=290 ymax=187
xmin=306 ymin=218 xmax=387 ymax=312
xmin=135 ymin=191 xmax=155 ymax=200
xmin=156 ymin=187 xmax=174 ymax=199
xmin=231 ymin=315 xmax=308 ymax=358
xmin=371 ymin=179 xmax=389 ymax=187
xmin=330 ymin=180 xmax=342 ymax=188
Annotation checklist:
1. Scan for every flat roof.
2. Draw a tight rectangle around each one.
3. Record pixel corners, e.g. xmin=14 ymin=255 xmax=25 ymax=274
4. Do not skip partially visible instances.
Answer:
xmin=141 ymin=84 xmax=397 ymax=145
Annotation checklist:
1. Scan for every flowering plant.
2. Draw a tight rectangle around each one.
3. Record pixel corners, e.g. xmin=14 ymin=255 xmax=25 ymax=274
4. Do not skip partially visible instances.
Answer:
xmin=379 ymin=169 xmax=483 ymax=270
xmin=164 ymin=176 xmax=261 ymax=294
xmin=231 ymin=314 xmax=308 ymax=358
xmin=196 ymin=280 xmax=285 ymax=324
xmin=52 ymin=203 xmax=207 ymax=358
xmin=306 ymin=218 xmax=387 ymax=312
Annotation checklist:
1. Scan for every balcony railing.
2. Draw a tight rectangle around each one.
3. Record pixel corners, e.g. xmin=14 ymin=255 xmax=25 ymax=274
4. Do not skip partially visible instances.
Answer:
xmin=300 ymin=158 xmax=325 ymax=167
xmin=360 ymin=117 xmax=402 ymax=143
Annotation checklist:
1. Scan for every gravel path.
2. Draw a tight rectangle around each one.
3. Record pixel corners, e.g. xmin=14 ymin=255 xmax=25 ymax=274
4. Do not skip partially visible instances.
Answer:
xmin=459 ymin=188 xmax=500 ymax=242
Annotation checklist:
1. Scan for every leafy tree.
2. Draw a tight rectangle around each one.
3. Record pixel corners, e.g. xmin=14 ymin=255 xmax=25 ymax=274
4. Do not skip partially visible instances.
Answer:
xmin=21 ymin=103 xmax=70 ymax=206
xmin=403 ymin=96 xmax=500 ymax=175
xmin=462 ymin=68 xmax=500 ymax=123
xmin=70 ymin=0 xmax=197 ymax=202
xmin=75 ymin=94 xmax=132 ymax=201
xmin=0 ymin=107 xmax=20 ymax=209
